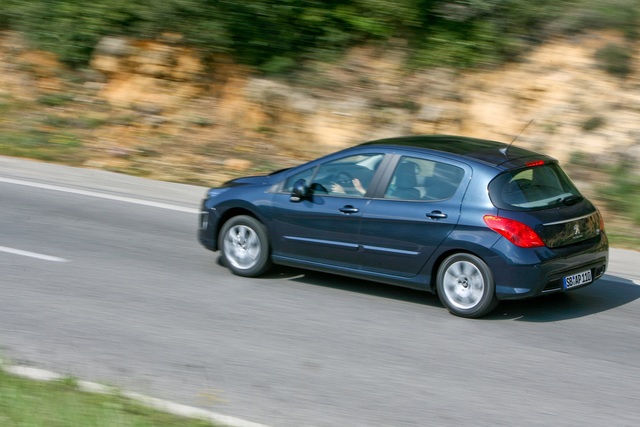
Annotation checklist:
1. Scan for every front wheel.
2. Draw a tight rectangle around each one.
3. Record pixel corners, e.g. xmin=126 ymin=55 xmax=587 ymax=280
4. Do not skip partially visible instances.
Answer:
xmin=219 ymin=215 xmax=271 ymax=277
xmin=436 ymin=253 xmax=498 ymax=318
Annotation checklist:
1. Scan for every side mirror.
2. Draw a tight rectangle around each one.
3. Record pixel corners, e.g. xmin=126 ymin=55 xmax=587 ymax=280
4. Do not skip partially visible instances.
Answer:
xmin=290 ymin=179 xmax=309 ymax=202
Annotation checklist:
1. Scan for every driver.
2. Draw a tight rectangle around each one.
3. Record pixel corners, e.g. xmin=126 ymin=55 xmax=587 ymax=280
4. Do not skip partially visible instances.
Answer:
xmin=331 ymin=177 xmax=366 ymax=195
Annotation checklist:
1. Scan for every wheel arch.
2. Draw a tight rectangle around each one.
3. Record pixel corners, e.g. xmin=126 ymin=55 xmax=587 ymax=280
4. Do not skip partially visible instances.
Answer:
xmin=214 ymin=207 xmax=265 ymax=250
xmin=428 ymin=248 xmax=478 ymax=293
xmin=427 ymin=241 xmax=501 ymax=295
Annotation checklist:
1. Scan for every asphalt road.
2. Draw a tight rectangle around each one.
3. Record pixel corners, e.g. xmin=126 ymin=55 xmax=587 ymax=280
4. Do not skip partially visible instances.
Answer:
xmin=1 ymin=155 xmax=639 ymax=427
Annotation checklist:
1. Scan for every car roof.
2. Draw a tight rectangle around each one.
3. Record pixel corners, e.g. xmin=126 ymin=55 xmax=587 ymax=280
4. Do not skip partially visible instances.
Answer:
xmin=359 ymin=135 xmax=555 ymax=169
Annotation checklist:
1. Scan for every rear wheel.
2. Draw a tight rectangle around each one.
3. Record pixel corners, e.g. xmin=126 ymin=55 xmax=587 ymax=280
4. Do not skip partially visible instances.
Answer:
xmin=436 ymin=253 xmax=498 ymax=318
xmin=219 ymin=215 xmax=271 ymax=277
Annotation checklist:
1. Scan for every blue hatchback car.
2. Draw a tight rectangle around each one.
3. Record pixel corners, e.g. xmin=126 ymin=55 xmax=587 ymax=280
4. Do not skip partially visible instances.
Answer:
xmin=198 ymin=135 xmax=608 ymax=317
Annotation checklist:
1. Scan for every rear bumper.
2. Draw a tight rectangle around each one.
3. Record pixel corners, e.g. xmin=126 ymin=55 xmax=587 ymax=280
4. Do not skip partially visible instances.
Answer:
xmin=492 ymin=234 xmax=609 ymax=300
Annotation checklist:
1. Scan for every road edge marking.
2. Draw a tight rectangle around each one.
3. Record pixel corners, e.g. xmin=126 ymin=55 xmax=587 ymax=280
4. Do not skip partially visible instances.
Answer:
xmin=0 ymin=245 xmax=68 ymax=262
xmin=0 ymin=177 xmax=199 ymax=214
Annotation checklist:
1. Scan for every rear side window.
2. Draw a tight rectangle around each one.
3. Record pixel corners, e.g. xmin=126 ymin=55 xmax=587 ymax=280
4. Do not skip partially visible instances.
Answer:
xmin=489 ymin=163 xmax=582 ymax=210
xmin=384 ymin=156 xmax=464 ymax=201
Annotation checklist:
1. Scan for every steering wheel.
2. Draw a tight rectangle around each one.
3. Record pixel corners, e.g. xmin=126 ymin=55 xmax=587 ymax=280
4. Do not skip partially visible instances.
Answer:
xmin=333 ymin=171 xmax=354 ymax=187
xmin=330 ymin=171 xmax=363 ymax=195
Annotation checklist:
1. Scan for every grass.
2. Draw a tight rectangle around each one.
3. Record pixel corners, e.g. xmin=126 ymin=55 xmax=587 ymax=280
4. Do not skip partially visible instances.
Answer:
xmin=0 ymin=368 xmax=220 ymax=427
xmin=566 ymin=156 xmax=640 ymax=250
xmin=598 ymin=162 xmax=640 ymax=224
xmin=605 ymin=230 xmax=640 ymax=250
xmin=0 ymin=131 xmax=87 ymax=165
xmin=36 ymin=93 xmax=75 ymax=107
xmin=0 ymin=97 xmax=88 ymax=166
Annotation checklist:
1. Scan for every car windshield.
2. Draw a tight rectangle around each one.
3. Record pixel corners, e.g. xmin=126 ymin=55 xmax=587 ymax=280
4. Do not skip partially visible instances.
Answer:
xmin=489 ymin=162 xmax=582 ymax=210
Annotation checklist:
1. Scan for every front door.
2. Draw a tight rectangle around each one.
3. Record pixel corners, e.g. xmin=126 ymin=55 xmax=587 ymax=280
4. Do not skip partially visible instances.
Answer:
xmin=271 ymin=193 xmax=368 ymax=269
xmin=271 ymin=152 xmax=385 ymax=270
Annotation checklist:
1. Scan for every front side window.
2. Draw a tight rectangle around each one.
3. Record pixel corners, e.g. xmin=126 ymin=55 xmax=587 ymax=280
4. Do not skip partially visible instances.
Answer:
xmin=489 ymin=162 xmax=582 ymax=210
xmin=283 ymin=167 xmax=315 ymax=193
xmin=312 ymin=153 xmax=384 ymax=197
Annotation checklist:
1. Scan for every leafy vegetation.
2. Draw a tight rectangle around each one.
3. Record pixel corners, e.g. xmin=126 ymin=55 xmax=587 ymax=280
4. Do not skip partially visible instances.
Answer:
xmin=37 ymin=93 xmax=75 ymax=107
xmin=595 ymin=43 xmax=634 ymax=77
xmin=582 ymin=115 xmax=606 ymax=131
xmin=1 ymin=0 xmax=639 ymax=72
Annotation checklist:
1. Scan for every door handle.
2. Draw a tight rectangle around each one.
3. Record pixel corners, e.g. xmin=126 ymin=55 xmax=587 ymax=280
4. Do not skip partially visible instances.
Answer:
xmin=339 ymin=205 xmax=359 ymax=214
xmin=426 ymin=210 xmax=448 ymax=219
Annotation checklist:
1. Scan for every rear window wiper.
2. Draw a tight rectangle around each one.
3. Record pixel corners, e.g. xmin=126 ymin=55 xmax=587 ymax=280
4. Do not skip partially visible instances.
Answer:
xmin=551 ymin=195 xmax=583 ymax=206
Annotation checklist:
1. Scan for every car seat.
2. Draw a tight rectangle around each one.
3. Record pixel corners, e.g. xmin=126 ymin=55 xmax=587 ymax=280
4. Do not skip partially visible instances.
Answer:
xmin=390 ymin=161 xmax=420 ymax=200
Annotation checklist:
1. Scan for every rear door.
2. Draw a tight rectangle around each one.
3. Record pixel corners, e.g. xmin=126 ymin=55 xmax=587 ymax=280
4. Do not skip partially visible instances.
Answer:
xmin=357 ymin=154 xmax=470 ymax=277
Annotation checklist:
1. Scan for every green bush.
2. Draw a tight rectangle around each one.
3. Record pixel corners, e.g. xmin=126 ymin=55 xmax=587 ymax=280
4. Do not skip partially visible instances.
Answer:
xmin=37 ymin=93 xmax=75 ymax=107
xmin=582 ymin=116 xmax=606 ymax=131
xmin=595 ymin=43 xmax=633 ymax=77
xmin=1 ymin=0 xmax=638 ymax=72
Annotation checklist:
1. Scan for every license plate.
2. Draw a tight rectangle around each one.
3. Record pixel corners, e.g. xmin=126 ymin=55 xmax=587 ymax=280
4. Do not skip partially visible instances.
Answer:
xmin=563 ymin=270 xmax=592 ymax=289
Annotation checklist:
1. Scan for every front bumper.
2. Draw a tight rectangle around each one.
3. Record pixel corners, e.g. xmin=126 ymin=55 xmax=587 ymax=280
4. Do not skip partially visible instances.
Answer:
xmin=198 ymin=205 xmax=221 ymax=251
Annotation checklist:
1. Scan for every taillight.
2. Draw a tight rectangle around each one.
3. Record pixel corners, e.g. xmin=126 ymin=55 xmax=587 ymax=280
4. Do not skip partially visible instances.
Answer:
xmin=525 ymin=160 xmax=545 ymax=167
xmin=483 ymin=215 xmax=545 ymax=248
xmin=596 ymin=209 xmax=605 ymax=231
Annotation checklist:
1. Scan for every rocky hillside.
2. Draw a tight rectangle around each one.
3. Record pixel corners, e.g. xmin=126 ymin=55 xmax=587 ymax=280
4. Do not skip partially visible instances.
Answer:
xmin=1 ymin=29 xmax=639 ymax=194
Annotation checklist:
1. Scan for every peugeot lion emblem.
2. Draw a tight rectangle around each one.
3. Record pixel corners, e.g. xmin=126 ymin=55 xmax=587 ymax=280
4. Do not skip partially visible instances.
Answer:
xmin=573 ymin=224 xmax=580 ymax=236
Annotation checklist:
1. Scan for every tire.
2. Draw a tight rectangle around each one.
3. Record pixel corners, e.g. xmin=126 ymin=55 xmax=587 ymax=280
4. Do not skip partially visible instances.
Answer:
xmin=436 ymin=253 xmax=498 ymax=318
xmin=219 ymin=215 xmax=271 ymax=277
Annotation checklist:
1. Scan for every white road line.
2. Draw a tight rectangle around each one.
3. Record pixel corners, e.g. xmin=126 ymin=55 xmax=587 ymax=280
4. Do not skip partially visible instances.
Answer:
xmin=0 ymin=245 xmax=68 ymax=262
xmin=0 ymin=177 xmax=199 ymax=214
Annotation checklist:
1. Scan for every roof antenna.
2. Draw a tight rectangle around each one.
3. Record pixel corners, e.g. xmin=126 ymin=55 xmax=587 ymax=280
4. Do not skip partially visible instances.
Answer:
xmin=501 ymin=119 xmax=533 ymax=156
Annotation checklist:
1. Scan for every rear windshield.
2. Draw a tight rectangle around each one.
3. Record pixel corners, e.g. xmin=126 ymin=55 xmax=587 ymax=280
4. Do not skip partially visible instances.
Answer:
xmin=488 ymin=163 xmax=583 ymax=211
